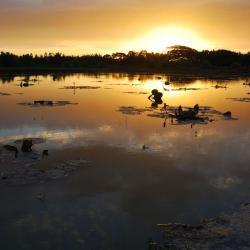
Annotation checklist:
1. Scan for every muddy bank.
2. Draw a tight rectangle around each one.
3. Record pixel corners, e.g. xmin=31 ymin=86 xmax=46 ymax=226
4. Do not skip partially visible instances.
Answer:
xmin=0 ymin=144 xmax=91 ymax=186
xmin=149 ymin=203 xmax=250 ymax=249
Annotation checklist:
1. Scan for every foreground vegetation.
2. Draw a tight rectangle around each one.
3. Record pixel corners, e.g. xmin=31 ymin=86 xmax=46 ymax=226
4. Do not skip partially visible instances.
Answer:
xmin=0 ymin=46 xmax=250 ymax=74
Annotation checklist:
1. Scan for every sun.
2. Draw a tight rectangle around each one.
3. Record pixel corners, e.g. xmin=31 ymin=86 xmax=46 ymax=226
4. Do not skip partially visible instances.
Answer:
xmin=123 ymin=26 xmax=213 ymax=52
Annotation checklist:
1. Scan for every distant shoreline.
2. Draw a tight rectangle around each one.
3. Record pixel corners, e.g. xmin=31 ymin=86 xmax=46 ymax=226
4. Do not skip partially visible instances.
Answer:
xmin=1 ymin=46 xmax=250 ymax=77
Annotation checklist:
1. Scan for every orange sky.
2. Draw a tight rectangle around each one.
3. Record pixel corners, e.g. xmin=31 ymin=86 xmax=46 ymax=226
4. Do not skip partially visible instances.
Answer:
xmin=0 ymin=0 xmax=249 ymax=54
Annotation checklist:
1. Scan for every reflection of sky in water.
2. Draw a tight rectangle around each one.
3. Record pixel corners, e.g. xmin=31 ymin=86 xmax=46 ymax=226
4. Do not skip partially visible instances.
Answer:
xmin=0 ymin=74 xmax=250 ymax=249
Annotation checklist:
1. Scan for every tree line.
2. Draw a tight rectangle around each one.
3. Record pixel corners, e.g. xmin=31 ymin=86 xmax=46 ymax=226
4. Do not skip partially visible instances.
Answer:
xmin=0 ymin=46 xmax=250 ymax=73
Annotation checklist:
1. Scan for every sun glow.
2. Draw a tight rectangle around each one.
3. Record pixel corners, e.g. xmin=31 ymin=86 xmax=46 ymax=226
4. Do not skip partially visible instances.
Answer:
xmin=123 ymin=26 xmax=214 ymax=52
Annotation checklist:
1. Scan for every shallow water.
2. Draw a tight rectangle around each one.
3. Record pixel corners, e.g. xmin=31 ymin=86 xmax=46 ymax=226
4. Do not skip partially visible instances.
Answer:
xmin=0 ymin=73 xmax=250 ymax=249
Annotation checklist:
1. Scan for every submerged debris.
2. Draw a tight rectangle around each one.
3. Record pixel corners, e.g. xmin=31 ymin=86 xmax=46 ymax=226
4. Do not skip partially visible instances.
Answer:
xmin=15 ymin=137 xmax=46 ymax=145
xmin=227 ymin=97 xmax=250 ymax=102
xmin=165 ymin=87 xmax=203 ymax=91
xmin=147 ymin=112 xmax=170 ymax=119
xmin=117 ymin=102 xmax=236 ymax=126
xmin=61 ymin=85 xmax=101 ymax=90
xmin=1 ymin=172 xmax=8 ymax=180
xmin=42 ymin=150 xmax=49 ymax=158
xmin=36 ymin=192 xmax=46 ymax=201
xmin=2 ymin=138 xmax=46 ymax=158
xmin=123 ymin=91 xmax=148 ymax=95
xmin=243 ymin=82 xmax=250 ymax=86
xmin=118 ymin=106 xmax=151 ymax=115
xmin=17 ymin=100 xmax=78 ymax=107
xmin=222 ymin=112 xmax=238 ymax=120
xmin=0 ymin=92 xmax=11 ymax=96
xmin=175 ymin=104 xmax=201 ymax=121
xmin=223 ymin=111 xmax=232 ymax=118
xmin=142 ymin=145 xmax=149 ymax=151
xmin=107 ymin=83 xmax=131 ymax=86
xmin=20 ymin=82 xmax=34 ymax=88
xmin=214 ymin=84 xmax=228 ymax=89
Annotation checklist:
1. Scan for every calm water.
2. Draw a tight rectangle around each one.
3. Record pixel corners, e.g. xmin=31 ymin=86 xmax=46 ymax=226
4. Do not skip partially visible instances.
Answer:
xmin=0 ymin=73 xmax=250 ymax=249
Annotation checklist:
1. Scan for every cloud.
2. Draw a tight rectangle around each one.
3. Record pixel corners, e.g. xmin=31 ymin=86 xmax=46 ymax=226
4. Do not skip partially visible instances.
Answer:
xmin=0 ymin=0 xmax=117 ymax=8
xmin=1 ymin=0 xmax=249 ymax=8
xmin=0 ymin=0 xmax=249 ymax=54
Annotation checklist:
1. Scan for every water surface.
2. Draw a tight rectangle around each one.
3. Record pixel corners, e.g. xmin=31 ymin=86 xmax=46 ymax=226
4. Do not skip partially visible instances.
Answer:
xmin=0 ymin=73 xmax=249 ymax=249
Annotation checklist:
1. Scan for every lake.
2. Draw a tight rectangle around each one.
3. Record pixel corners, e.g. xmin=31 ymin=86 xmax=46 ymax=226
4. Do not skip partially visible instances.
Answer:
xmin=0 ymin=73 xmax=250 ymax=249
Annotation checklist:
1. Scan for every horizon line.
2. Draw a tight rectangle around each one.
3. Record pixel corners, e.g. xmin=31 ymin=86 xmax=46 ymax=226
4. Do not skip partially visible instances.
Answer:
xmin=1 ymin=46 xmax=249 ymax=57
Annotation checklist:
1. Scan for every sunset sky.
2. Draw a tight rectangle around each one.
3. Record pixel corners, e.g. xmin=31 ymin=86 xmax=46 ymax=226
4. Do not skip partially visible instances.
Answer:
xmin=0 ymin=0 xmax=249 ymax=55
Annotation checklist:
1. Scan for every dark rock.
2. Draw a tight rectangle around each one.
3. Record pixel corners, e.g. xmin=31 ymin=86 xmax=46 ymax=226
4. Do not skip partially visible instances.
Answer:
xmin=36 ymin=193 xmax=46 ymax=200
xmin=1 ymin=173 xmax=7 ymax=180
xmin=21 ymin=140 xmax=33 ymax=152
xmin=3 ymin=145 xmax=18 ymax=158
xmin=34 ymin=100 xmax=53 ymax=106
xmin=214 ymin=84 xmax=227 ymax=89
xmin=223 ymin=111 xmax=232 ymax=118
xmin=34 ymin=100 xmax=45 ymax=105
xmin=42 ymin=150 xmax=49 ymax=157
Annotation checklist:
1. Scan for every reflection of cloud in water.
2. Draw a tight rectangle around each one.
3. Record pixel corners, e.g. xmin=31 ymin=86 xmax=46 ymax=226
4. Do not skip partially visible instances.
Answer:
xmin=98 ymin=125 xmax=113 ymax=132
xmin=1 ymin=125 xmax=249 ymax=165
xmin=140 ymin=128 xmax=250 ymax=172
xmin=0 ymin=126 xmax=112 ymax=147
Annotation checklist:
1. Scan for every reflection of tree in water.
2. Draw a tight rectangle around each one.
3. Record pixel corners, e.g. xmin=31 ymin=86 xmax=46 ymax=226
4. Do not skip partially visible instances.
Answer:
xmin=52 ymin=73 xmax=68 ymax=81
xmin=0 ymin=75 xmax=15 ymax=84
xmin=168 ymin=75 xmax=196 ymax=84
